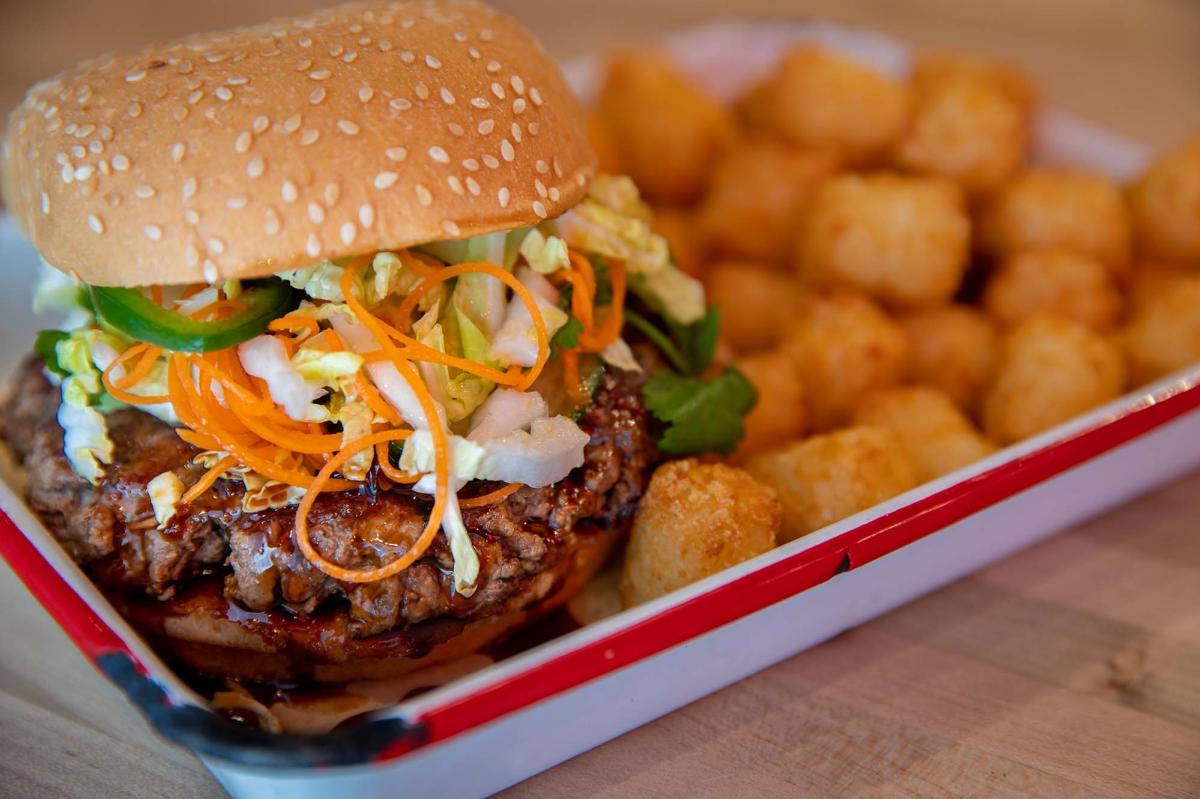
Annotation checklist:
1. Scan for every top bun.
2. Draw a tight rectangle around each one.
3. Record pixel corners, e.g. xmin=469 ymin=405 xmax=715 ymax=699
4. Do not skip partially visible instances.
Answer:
xmin=2 ymin=1 xmax=595 ymax=286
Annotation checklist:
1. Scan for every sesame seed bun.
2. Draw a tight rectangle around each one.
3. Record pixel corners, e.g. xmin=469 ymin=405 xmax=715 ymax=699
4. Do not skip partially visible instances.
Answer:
xmin=2 ymin=1 xmax=595 ymax=287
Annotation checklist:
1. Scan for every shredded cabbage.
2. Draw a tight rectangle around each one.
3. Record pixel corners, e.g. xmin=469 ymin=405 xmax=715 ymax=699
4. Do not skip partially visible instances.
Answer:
xmin=468 ymin=388 xmax=549 ymax=442
xmin=57 ymin=402 xmax=112 ymax=484
xmin=238 ymin=335 xmax=326 ymax=422
xmin=490 ymin=268 xmax=568 ymax=367
xmin=147 ymin=471 xmax=184 ymax=527
xmin=600 ymin=337 xmax=642 ymax=373
xmin=518 ymin=228 xmax=570 ymax=275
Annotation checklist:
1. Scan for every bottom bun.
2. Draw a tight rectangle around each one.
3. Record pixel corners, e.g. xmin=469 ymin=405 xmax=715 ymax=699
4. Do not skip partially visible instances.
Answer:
xmin=110 ymin=522 xmax=623 ymax=684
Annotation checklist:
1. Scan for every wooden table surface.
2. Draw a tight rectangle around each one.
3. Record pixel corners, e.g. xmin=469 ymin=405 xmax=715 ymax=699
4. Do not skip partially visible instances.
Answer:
xmin=1 ymin=1 xmax=1199 ymax=797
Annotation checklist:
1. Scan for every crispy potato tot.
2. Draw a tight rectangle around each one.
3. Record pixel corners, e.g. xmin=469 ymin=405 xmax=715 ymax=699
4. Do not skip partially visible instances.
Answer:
xmin=707 ymin=261 xmax=807 ymax=353
xmin=893 ymin=70 xmax=1029 ymax=196
xmin=586 ymin=109 xmax=624 ymax=175
xmin=747 ymin=426 xmax=917 ymax=543
xmin=1121 ymin=271 xmax=1200 ymax=385
xmin=782 ymin=291 xmax=911 ymax=430
xmin=731 ymin=349 xmax=809 ymax=462
xmin=796 ymin=173 xmax=971 ymax=308
xmin=983 ymin=247 xmax=1124 ymax=331
xmin=620 ymin=460 xmax=781 ymax=606
xmin=597 ymin=51 xmax=735 ymax=203
xmin=1129 ymin=137 xmax=1200 ymax=265
xmin=851 ymin=386 xmax=997 ymax=482
xmin=913 ymin=51 xmax=1036 ymax=113
xmin=652 ymin=206 xmax=704 ymax=279
xmin=697 ymin=141 xmax=840 ymax=264
xmin=1127 ymin=260 xmax=1195 ymax=315
xmin=741 ymin=47 xmax=910 ymax=163
xmin=898 ymin=304 xmax=998 ymax=413
xmin=979 ymin=169 xmax=1133 ymax=273
xmin=982 ymin=314 xmax=1126 ymax=444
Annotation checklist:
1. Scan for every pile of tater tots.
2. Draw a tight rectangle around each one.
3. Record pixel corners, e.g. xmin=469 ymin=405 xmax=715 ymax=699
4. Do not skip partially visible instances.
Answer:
xmin=605 ymin=45 xmax=1200 ymax=606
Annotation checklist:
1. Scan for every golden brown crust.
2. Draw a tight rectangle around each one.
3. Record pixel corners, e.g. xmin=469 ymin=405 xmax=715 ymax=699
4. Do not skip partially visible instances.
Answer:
xmin=2 ymin=1 xmax=595 ymax=286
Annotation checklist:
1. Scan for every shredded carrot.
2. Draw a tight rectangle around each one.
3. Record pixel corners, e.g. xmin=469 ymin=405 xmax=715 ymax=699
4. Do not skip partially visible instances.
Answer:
xmin=181 ymin=455 xmax=235 ymax=505
xmin=225 ymin=398 xmax=343 ymax=454
xmin=374 ymin=441 xmax=418 ymax=483
xmin=561 ymin=348 xmax=591 ymax=405
xmin=458 ymin=483 xmax=522 ymax=508
xmin=268 ymin=314 xmax=321 ymax=337
xmin=150 ymin=285 xmax=164 ymax=306
xmin=579 ymin=258 xmax=627 ymax=352
xmin=295 ymin=428 xmax=449 ymax=584
xmin=103 ymin=347 xmax=169 ymax=405
xmin=356 ymin=372 xmax=405 ymax=426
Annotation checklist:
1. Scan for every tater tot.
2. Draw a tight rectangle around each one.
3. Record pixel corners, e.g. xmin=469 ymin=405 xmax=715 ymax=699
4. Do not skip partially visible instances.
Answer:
xmin=652 ymin=206 xmax=705 ymax=279
xmin=983 ymin=247 xmax=1124 ymax=331
xmin=619 ymin=460 xmax=781 ymax=606
xmin=782 ymin=291 xmax=911 ymax=430
xmin=707 ymin=261 xmax=807 ymax=353
xmin=746 ymin=427 xmax=917 ymax=543
xmin=1121 ymin=271 xmax=1200 ymax=386
xmin=982 ymin=314 xmax=1126 ymax=444
xmin=913 ymin=51 xmax=1036 ymax=113
xmin=851 ymin=386 xmax=997 ymax=482
xmin=898 ymin=304 xmax=998 ymax=413
xmin=731 ymin=349 xmax=809 ymax=463
xmin=697 ymin=141 xmax=840 ymax=265
xmin=597 ymin=51 xmax=735 ymax=203
xmin=892 ymin=70 xmax=1029 ymax=196
xmin=742 ymin=47 xmax=910 ymax=164
xmin=979 ymin=169 xmax=1133 ymax=273
xmin=1129 ymin=137 xmax=1200 ymax=265
xmin=796 ymin=173 xmax=971 ymax=308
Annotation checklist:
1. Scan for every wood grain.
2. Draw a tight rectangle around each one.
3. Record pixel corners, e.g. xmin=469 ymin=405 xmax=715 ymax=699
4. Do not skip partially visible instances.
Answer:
xmin=1 ymin=2 xmax=1198 ymax=798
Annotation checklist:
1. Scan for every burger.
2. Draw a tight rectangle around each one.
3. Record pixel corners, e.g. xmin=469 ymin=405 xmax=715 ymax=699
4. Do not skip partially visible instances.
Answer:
xmin=0 ymin=1 xmax=754 ymax=684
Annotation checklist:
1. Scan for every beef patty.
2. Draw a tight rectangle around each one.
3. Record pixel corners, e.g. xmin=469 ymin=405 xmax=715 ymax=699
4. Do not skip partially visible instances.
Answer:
xmin=1 ymin=356 xmax=655 ymax=640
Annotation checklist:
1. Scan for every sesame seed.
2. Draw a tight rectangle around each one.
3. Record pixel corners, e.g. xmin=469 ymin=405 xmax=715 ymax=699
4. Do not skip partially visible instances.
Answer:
xmin=182 ymin=177 xmax=197 ymax=199
xmin=401 ymin=50 xmax=415 ymax=63
xmin=88 ymin=214 xmax=105 ymax=234
xmin=264 ymin=208 xmax=281 ymax=235
xmin=527 ymin=121 xmax=540 ymax=136
xmin=535 ymin=179 xmax=548 ymax=198
xmin=511 ymin=123 xmax=523 ymax=143
xmin=60 ymin=165 xmax=73 ymax=184
xmin=349 ymin=23 xmax=363 ymax=33
xmin=385 ymin=146 xmax=407 ymax=162
xmin=185 ymin=209 xmax=200 ymax=225
xmin=185 ymin=244 xmax=200 ymax=266
xmin=298 ymin=36 xmax=312 ymax=48
xmin=448 ymin=122 xmax=465 ymax=137
xmin=281 ymin=180 xmax=298 ymax=203
xmin=374 ymin=171 xmax=399 ymax=189
xmin=305 ymin=233 xmax=321 ymax=257
xmin=171 ymin=143 xmax=185 ymax=163
xmin=549 ymin=187 xmax=560 ymax=202
xmin=99 ymin=125 xmax=113 ymax=141
xmin=462 ymin=158 xmax=480 ymax=171
xmin=553 ymin=158 xmax=564 ymax=178
xmin=324 ymin=183 xmax=340 ymax=206
xmin=300 ymin=129 xmax=320 ymax=145
xmin=447 ymin=176 xmax=464 ymax=195
xmin=226 ymin=196 xmax=248 ymax=209
xmin=483 ymin=154 xmax=499 ymax=169
xmin=532 ymin=200 xmax=547 ymax=218
xmin=253 ymin=115 xmax=270 ymax=134
xmin=491 ymin=82 xmax=505 ymax=100
xmin=74 ymin=165 xmax=95 ymax=181
xmin=358 ymin=203 xmax=375 ymax=228
xmin=309 ymin=87 xmax=326 ymax=105
xmin=500 ymin=139 xmax=515 ymax=162
xmin=498 ymin=187 xmax=510 ymax=207
xmin=535 ymin=159 xmax=549 ymax=174
xmin=125 ymin=69 xmax=146 ymax=83
xmin=454 ymin=31 xmax=467 ymax=42
xmin=65 ymin=123 xmax=77 ymax=135
xmin=343 ymin=51 xmax=359 ymax=63
xmin=530 ymin=87 xmax=543 ymax=106
xmin=428 ymin=146 xmax=450 ymax=164
xmin=309 ymin=69 xmax=331 ymax=81
xmin=478 ymin=119 xmax=495 ymax=135
xmin=440 ymin=87 xmax=455 ymax=105
xmin=296 ymin=58 xmax=313 ymax=72
xmin=513 ymin=98 xmax=527 ymax=114
xmin=480 ymin=28 xmax=494 ymax=41
xmin=328 ymin=43 xmax=344 ymax=57
xmin=511 ymin=75 xmax=525 ymax=95
xmin=486 ymin=60 xmax=501 ymax=73
xmin=227 ymin=76 xmax=249 ymax=86
xmin=336 ymin=119 xmax=359 ymax=136
xmin=390 ymin=98 xmax=413 ymax=113
xmin=283 ymin=114 xmax=302 ymax=133
xmin=378 ymin=40 xmax=393 ymax=52
xmin=466 ymin=176 xmax=481 ymax=196
xmin=173 ymin=107 xmax=189 ymax=122
xmin=71 ymin=144 xmax=86 ymax=159
xmin=247 ymin=156 xmax=265 ymax=178
xmin=235 ymin=132 xmax=252 ymax=153
xmin=307 ymin=202 xmax=325 ymax=223
xmin=415 ymin=184 xmax=432 ymax=206
xmin=425 ymin=54 xmax=442 ymax=69
xmin=41 ymin=193 xmax=50 ymax=214
xmin=188 ymin=90 xmax=204 ymax=105
xmin=358 ymin=85 xmax=375 ymax=103
xmin=144 ymin=224 xmax=163 ymax=241
xmin=414 ymin=82 xmax=429 ymax=100
xmin=358 ymin=36 xmax=372 ymax=46
xmin=135 ymin=185 xmax=155 ymax=199
xmin=215 ymin=87 xmax=233 ymax=101
xmin=340 ymin=222 xmax=357 ymax=245
xmin=470 ymin=97 xmax=489 ymax=109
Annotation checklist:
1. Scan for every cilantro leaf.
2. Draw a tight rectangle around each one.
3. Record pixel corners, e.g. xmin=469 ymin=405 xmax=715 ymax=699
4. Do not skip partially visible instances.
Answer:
xmin=34 ymin=329 xmax=70 ymax=378
xmin=551 ymin=316 xmax=584 ymax=353
xmin=673 ymin=306 xmax=720 ymax=375
xmin=643 ymin=366 xmax=757 ymax=455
